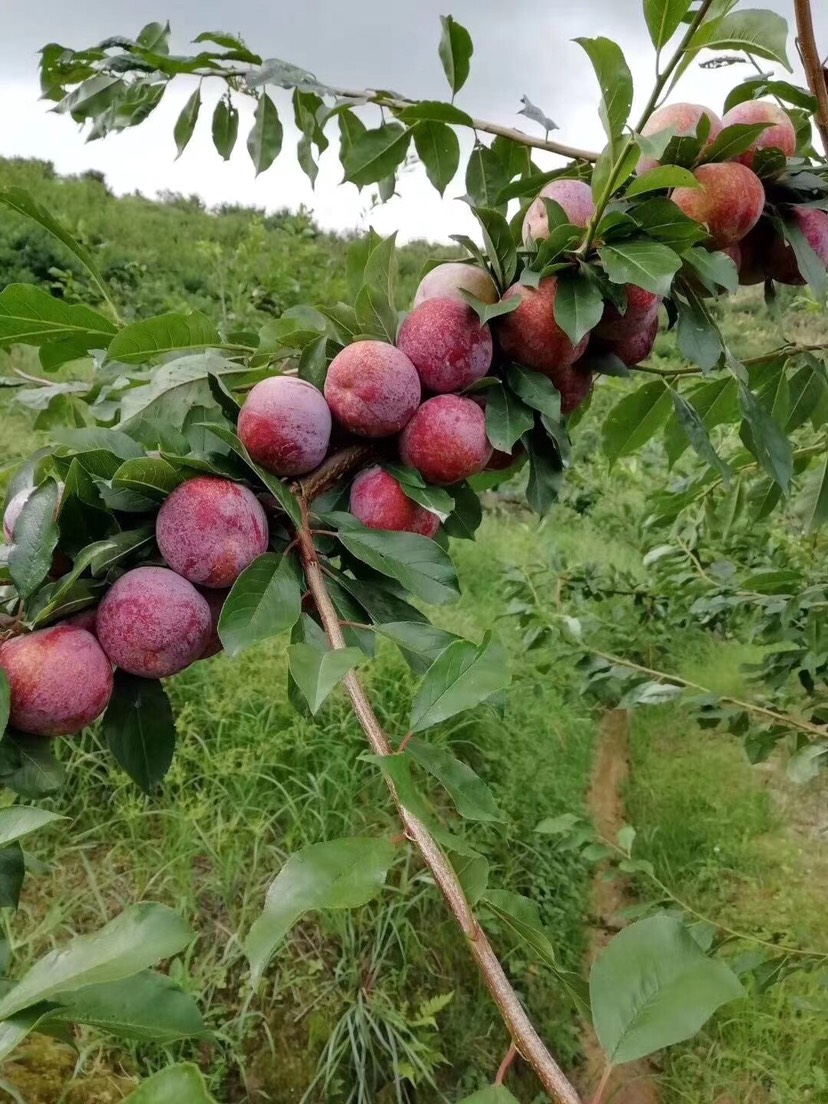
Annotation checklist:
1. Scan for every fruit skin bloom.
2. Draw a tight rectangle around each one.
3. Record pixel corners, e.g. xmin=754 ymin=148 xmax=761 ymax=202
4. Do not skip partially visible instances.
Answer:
xmin=0 ymin=625 xmax=113 ymax=737
xmin=156 ymin=476 xmax=269 ymax=589
xmin=238 ymin=376 xmax=332 ymax=477
xmin=324 ymin=341 xmax=421 ymax=437
xmin=349 ymin=466 xmax=440 ymax=537
xmin=397 ymin=298 xmax=493 ymax=394
xmin=96 ymin=566 xmax=212 ymax=679
xmin=671 ymin=163 xmax=765 ymax=249
xmin=400 ymin=396 xmax=492 ymax=486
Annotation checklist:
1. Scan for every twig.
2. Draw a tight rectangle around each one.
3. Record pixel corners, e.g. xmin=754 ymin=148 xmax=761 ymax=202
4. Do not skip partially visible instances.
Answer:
xmin=590 ymin=1065 xmax=613 ymax=1104
xmin=293 ymin=492 xmax=583 ymax=1104
xmin=794 ymin=0 xmax=828 ymax=155
xmin=495 ymin=1042 xmax=518 ymax=1085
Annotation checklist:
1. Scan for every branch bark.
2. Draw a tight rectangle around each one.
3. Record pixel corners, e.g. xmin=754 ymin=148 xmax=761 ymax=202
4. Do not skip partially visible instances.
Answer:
xmin=794 ymin=0 xmax=828 ymax=155
xmin=293 ymin=492 xmax=583 ymax=1104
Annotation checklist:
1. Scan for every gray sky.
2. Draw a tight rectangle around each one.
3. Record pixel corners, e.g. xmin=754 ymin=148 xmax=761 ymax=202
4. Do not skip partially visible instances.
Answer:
xmin=2 ymin=1 xmax=825 ymax=241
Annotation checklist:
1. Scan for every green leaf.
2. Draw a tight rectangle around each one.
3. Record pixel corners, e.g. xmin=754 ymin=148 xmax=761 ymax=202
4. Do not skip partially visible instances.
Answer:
xmin=485 ymin=384 xmax=534 ymax=452
xmin=286 ymin=645 xmax=363 ymax=713
xmin=507 ymin=364 xmax=562 ymax=422
xmin=0 ymin=284 xmax=116 ymax=351
xmin=106 ymin=311 xmax=221 ymax=365
xmin=524 ymin=429 xmax=564 ymax=515
xmin=212 ymin=96 xmax=239 ymax=159
xmin=0 ymin=806 xmax=64 ymax=847
xmin=413 ymin=121 xmax=460 ymax=196
xmin=0 ymin=733 xmax=64 ymax=799
xmin=599 ymin=240 xmax=682 ymax=296
xmin=683 ymin=247 xmax=739 ymax=293
xmin=173 ymin=87 xmax=201 ymax=157
xmin=626 ymin=165 xmax=699 ymax=195
xmin=0 ymin=846 xmax=24 ymax=909
xmin=438 ymin=14 xmax=473 ymax=96
xmin=738 ymin=382 xmax=793 ymax=492
xmin=112 ymin=457 xmax=183 ymax=501
xmin=795 ymin=455 xmax=828 ymax=532
xmin=406 ymin=737 xmax=502 ymax=821
xmin=343 ymin=123 xmax=412 ymax=187
xmin=574 ymin=37 xmax=634 ymax=142
xmin=459 ymin=292 xmax=519 ymax=326
xmin=675 ymin=292 xmax=724 ymax=370
xmin=554 ymin=270 xmax=605 ymax=345
xmin=336 ymin=522 xmax=459 ymax=606
xmin=643 ymin=0 xmax=693 ymax=49
xmin=0 ymin=903 xmax=194 ymax=1020
xmin=123 ymin=1064 xmax=216 ymax=1103
xmin=218 ymin=553 xmax=303 ymax=658
xmin=469 ymin=206 xmax=517 ymax=288
xmin=245 ymin=837 xmax=396 ymax=984
xmin=703 ymin=122 xmax=773 ymax=162
xmin=602 ymin=380 xmax=672 ymax=460
xmin=247 ymin=92 xmax=283 ymax=174
xmin=410 ymin=632 xmax=510 ymax=732
xmin=691 ymin=9 xmax=791 ymax=71
xmin=443 ymin=480 xmax=484 ymax=540
xmin=8 ymin=479 xmax=60 ymax=600
xmin=201 ymin=422 xmax=301 ymax=526
xmin=354 ymin=284 xmax=398 ymax=343
xmin=102 ymin=674 xmax=176 ymax=794
xmin=590 ymin=914 xmax=744 ymax=1064
xmin=48 ymin=970 xmax=208 ymax=1045
xmin=374 ymin=622 xmax=460 ymax=675
xmin=456 ymin=1089 xmax=520 ymax=1104
xmin=398 ymin=101 xmax=473 ymax=126
xmin=669 ymin=388 xmax=731 ymax=481
xmin=632 ymin=197 xmax=707 ymax=249
xmin=0 ymin=188 xmax=116 ymax=309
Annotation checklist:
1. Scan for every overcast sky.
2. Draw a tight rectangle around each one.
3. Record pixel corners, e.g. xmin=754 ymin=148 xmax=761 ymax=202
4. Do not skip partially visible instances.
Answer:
xmin=1 ymin=1 xmax=825 ymax=242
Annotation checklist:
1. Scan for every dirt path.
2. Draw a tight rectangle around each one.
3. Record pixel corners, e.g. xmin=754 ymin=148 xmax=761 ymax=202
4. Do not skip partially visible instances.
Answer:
xmin=575 ymin=709 xmax=659 ymax=1104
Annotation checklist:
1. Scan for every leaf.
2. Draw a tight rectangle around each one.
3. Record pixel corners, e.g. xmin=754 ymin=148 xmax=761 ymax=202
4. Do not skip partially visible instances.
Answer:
xmin=599 ymin=240 xmax=682 ymax=297
xmin=413 ymin=121 xmax=460 ymax=196
xmin=443 ymin=480 xmax=484 ymax=541
xmin=102 ymin=674 xmax=176 ymax=794
xmin=0 ymin=284 xmax=116 ymax=351
xmin=218 ymin=553 xmax=303 ymax=658
xmin=574 ymin=37 xmax=634 ymax=142
xmin=0 ymin=806 xmax=64 ymax=847
xmin=0 ymin=903 xmax=194 ymax=1020
xmin=0 ymin=846 xmax=24 ymax=909
xmin=343 ymin=123 xmax=412 ymax=187
xmin=626 ymin=165 xmax=699 ymax=195
xmin=703 ymin=122 xmax=773 ymax=162
xmin=507 ymin=364 xmax=562 ymax=421
xmin=590 ymin=914 xmax=744 ymax=1064
xmin=112 ymin=457 xmax=183 ymax=501
xmin=602 ymin=381 xmax=672 ymax=460
xmin=438 ymin=15 xmax=473 ymax=96
xmin=468 ymin=206 xmax=517 ymax=288
xmin=247 ymin=92 xmax=283 ymax=174
xmin=8 ymin=479 xmax=60 ymax=601
xmin=397 ymin=101 xmax=473 ymax=126
xmin=795 ymin=456 xmax=828 ymax=532
xmin=738 ymin=382 xmax=793 ymax=493
xmin=781 ymin=217 xmax=827 ymax=299
xmin=286 ymin=645 xmax=363 ymax=713
xmin=48 ymin=970 xmax=208 ymax=1044
xmin=632 ymin=197 xmax=707 ymax=249
xmin=675 ymin=292 xmax=724 ymax=370
xmin=682 ymin=247 xmax=739 ymax=293
xmin=410 ymin=632 xmax=510 ymax=732
xmin=406 ymin=737 xmax=502 ymax=821
xmin=456 ymin=1090 xmax=521 ymax=1104
xmin=106 ymin=311 xmax=220 ymax=365
xmin=212 ymin=96 xmax=239 ymax=159
xmin=643 ymin=0 xmax=693 ymax=49
xmin=201 ymin=423 xmax=301 ymax=526
xmin=0 ymin=733 xmax=64 ymax=799
xmin=245 ymin=837 xmax=396 ymax=984
xmin=173 ymin=87 xmax=201 ymax=157
xmin=373 ymin=622 xmax=460 ymax=675
xmin=554 ymin=270 xmax=605 ymax=345
xmin=0 ymin=188 xmax=115 ymax=308
xmin=336 ymin=523 xmax=459 ymax=606
xmin=354 ymin=284 xmax=398 ymax=343
xmin=669 ymin=388 xmax=731 ymax=481
xmin=485 ymin=384 xmax=534 ymax=452
xmin=691 ymin=9 xmax=792 ymax=71
xmin=123 ymin=1064 xmax=216 ymax=1103
xmin=518 ymin=95 xmax=557 ymax=133
xmin=524 ymin=429 xmax=564 ymax=515
xmin=459 ymin=292 xmax=519 ymax=326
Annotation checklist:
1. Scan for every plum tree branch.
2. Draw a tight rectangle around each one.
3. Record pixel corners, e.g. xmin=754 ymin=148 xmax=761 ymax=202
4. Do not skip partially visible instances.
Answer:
xmin=293 ymin=492 xmax=583 ymax=1104
xmin=636 ymin=0 xmax=717 ymax=128
xmin=794 ymin=0 xmax=828 ymax=155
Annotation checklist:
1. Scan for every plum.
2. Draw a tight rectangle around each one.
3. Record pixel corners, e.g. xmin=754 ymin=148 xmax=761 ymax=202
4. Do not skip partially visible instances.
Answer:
xmin=350 ymin=466 xmax=440 ymax=536
xmin=722 ymin=100 xmax=796 ymax=167
xmin=396 ymin=298 xmax=493 ymax=393
xmin=325 ymin=341 xmax=421 ymax=437
xmin=594 ymin=285 xmax=661 ymax=341
xmin=672 ymin=162 xmax=765 ymax=248
xmin=413 ymin=263 xmax=498 ymax=308
xmin=637 ymin=103 xmax=722 ymax=173
xmin=238 ymin=376 xmax=332 ymax=477
xmin=522 ymin=179 xmax=595 ymax=244
xmin=495 ymin=278 xmax=590 ymax=382
xmin=400 ymin=396 xmax=492 ymax=485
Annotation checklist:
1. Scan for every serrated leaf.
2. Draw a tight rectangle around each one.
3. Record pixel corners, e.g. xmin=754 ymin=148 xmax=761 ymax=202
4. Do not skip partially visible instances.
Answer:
xmin=485 ymin=383 xmax=534 ymax=452
xmin=413 ymin=121 xmax=460 ymax=196
xmin=507 ymin=363 xmax=562 ymax=421
xmin=703 ymin=122 xmax=772 ymax=162
xmin=410 ymin=632 xmax=510 ymax=732
xmin=218 ymin=553 xmax=303 ymax=657
xmin=738 ymin=381 xmax=793 ymax=492
xmin=0 ymin=284 xmax=116 ymax=351
xmin=795 ymin=456 xmax=828 ymax=532
xmin=0 ymin=732 xmax=64 ymax=799
xmin=106 ymin=311 xmax=220 ymax=365
xmin=406 ymin=737 xmax=502 ymax=821
xmin=675 ymin=292 xmax=724 ymax=370
xmin=438 ymin=15 xmax=473 ymax=96
xmin=691 ymin=9 xmax=791 ymax=71
xmin=373 ymin=622 xmax=460 ymax=675
xmin=245 ymin=837 xmax=396 ymax=984
xmin=336 ymin=522 xmax=459 ymax=605
xmin=247 ymin=92 xmax=283 ymax=174
xmin=123 ymin=1064 xmax=216 ymax=1102
xmin=574 ymin=37 xmax=634 ymax=142
xmin=343 ymin=123 xmax=411 ymax=187
xmin=8 ymin=479 xmax=60 ymax=600
xmin=643 ymin=0 xmax=693 ymax=49
xmin=626 ymin=165 xmax=699 ymax=195
xmin=590 ymin=915 xmax=744 ymax=1063
xmin=553 ymin=269 xmax=605 ymax=344
xmin=599 ymin=240 xmax=682 ymax=296
xmin=669 ymin=387 xmax=731 ymax=481
xmin=102 ymin=674 xmax=175 ymax=794
xmin=456 ymin=1089 xmax=520 ymax=1104
xmin=286 ymin=645 xmax=363 ymax=713
xmin=0 ymin=806 xmax=64 ymax=847
xmin=602 ymin=380 xmax=672 ymax=460
xmin=173 ymin=87 xmax=201 ymax=157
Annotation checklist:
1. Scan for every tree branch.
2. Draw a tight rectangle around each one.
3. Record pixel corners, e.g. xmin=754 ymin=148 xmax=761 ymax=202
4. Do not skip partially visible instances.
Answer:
xmin=293 ymin=492 xmax=583 ymax=1104
xmin=794 ymin=0 xmax=828 ymax=155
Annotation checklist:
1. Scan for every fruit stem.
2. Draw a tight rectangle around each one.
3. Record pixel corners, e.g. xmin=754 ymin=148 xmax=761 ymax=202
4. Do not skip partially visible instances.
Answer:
xmin=794 ymin=0 xmax=828 ymax=155
xmin=294 ymin=491 xmax=583 ymax=1104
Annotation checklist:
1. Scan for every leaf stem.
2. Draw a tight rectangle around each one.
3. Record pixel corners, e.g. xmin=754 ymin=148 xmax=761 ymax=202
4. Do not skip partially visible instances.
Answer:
xmin=590 ymin=1064 xmax=613 ymax=1104
xmin=293 ymin=491 xmax=583 ymax=1104
xmin=794 ymin=0 xmax=828 ymax=155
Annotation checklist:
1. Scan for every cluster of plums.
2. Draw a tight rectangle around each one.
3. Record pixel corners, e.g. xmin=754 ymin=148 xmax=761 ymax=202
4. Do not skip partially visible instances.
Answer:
xmin=1 ymin=98 xmax=826 ymax=744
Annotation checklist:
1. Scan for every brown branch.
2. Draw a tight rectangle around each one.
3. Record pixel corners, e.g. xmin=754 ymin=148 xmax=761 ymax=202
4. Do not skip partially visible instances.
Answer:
xmin=794 ymin=0 xmax=828 ymax=155
xmin=293 ymin=492 xmax=582 ymax=1104
xmin=296 ymin=444 xmax=376 ymax=502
